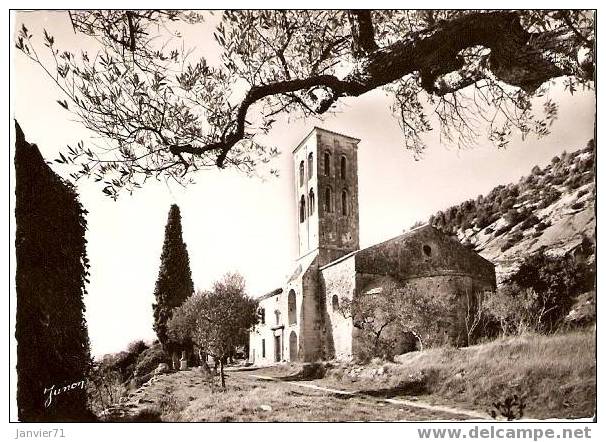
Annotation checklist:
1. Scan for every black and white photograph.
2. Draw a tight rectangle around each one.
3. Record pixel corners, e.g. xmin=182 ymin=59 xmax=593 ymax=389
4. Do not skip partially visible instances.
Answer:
xmin=7 ymin=5 xmax=599 ymax=434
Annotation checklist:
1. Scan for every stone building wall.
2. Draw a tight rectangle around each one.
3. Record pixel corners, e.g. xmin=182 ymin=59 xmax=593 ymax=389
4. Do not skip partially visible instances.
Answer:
xmin=320 ymin=253 xmax=357 ymax=360
xmin=355 ymin=225 xmax=495 ymax=285
xmin=315 ymin=130 xmax=360 ymax=267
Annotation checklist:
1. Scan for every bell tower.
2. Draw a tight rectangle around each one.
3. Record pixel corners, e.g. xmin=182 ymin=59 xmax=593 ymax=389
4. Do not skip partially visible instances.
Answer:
xmin=293 ymin=127 xmax=360 ymax=267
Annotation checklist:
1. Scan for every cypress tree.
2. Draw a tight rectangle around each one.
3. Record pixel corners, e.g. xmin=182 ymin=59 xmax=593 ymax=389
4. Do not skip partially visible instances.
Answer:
xmin=14 ymin=121 xmax=93 ymax=422
xmin=152 ymin=204 xmax=194 ymax=365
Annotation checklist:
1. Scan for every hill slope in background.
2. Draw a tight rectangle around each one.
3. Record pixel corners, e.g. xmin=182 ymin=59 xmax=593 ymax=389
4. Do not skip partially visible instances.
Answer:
xmin=425 ymin=140 xmax=595 ymax=283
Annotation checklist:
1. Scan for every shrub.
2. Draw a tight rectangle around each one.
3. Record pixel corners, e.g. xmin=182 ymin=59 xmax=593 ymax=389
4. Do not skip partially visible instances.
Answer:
xmin=134 ymin=342 xmax=170 ymax=378
xmin=538 ymin=188 xmax=561 ymax=208
xmin=504 ymin=208 xmax=531 ymax=226
xmin=580 ymin=173 xmax=594 ymax=185
xmin=550 ymin=175 xmax=566 ymax=186
xmin=87 ymin=362 xmax=126 ymax=416
xmin=476 ymin=213 xmax=493 ymax=229
xmin=535 ymin=220 xmax=551 ymax=231
xmin=577 ymin=189 xmax=589 ymax=198
xmin=506 ymin=250 xmax=595 ymax=331
xmin=500 ymin=197 xmax=516 ymax=211
xmin=520 ymin=214 xmax=540 ymax=230
xmin=485 ymin=227 xmax=495 ymax=234
xmin=494 ymin=224 xmax=512 ymax=237
xmin=501 ymin=231 xmax=524 ymax=252
xmin=127 ymin=340 xmax=149 ymax=357
xmin=565 ymin=174 xmax=583 ymax=190
xmin=571 ymin=201 xmax=584 ymax=211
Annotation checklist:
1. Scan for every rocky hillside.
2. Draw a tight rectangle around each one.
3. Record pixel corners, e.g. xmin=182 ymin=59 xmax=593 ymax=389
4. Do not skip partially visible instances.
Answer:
xmin=426 ymin=140 xmax=595 ymax=283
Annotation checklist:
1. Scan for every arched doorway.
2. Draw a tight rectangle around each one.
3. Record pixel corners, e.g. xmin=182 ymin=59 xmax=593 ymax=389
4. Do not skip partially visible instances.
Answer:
xmin=289 ymin=331 xmax=298 ymax=361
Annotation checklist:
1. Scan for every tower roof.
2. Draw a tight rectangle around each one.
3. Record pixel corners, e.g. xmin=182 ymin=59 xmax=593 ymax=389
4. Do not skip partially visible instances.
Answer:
xmin=292 ymin=126 xmax=361 ymax=153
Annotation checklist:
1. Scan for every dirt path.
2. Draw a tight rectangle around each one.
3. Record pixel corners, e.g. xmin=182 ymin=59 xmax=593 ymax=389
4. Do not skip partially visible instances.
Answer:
xmin=236 ymin=372 xmax=491 ymax=420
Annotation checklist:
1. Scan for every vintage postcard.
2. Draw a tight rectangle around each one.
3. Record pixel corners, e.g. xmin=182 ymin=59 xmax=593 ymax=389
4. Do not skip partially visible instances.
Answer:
xmin=8 ymin=7 xmax=598 ymax=438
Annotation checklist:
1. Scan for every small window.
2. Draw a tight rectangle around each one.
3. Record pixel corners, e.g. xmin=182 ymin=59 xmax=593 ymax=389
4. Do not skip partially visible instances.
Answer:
xmin=341 ymin=190 xmax=348 ymax=216
xmin=308 ymin=152 xmax=314 ymax=179
xmin=259 ymin=308 xmax=265 ymax=324
xmin=261 ymin=339 xmax=265 ymax=358
xmin=325 ymin=187 xmax=332 ymax=213
xmin=299 ymin=195 xmax=306 ymax=223
xmin=324 ymin=151 xmax=331 ymax=176
xmin=340 ymin=156 xmax=347 ymax=179
xmin=309 ymin=188 xmax=315 ymax=216
xmin=275 ymin=310 xmax=281 ymax=325
xmin=299 ymin=161 xmax=305 ymax=186
xmin=423 ymin=244 xmax=432 ymax=257
xmin=332 ymin=295 xmax=339 ymax=311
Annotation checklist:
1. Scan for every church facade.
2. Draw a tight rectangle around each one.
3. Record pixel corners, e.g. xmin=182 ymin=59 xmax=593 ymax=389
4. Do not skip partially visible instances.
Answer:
xmin=248 ymin=127 xmax=496 ymax=364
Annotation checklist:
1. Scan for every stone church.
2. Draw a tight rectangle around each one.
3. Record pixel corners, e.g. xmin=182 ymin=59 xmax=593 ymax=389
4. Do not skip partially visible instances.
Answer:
xmin=248 ymin=127 xmax=495 ymax=364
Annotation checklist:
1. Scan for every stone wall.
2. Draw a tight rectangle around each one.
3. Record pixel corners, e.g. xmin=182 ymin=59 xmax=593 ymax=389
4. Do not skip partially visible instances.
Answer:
xmin=320 ymin=254 xmax=357 ymax=360
xmin=315 ymin=129 xmax=360 ymax=267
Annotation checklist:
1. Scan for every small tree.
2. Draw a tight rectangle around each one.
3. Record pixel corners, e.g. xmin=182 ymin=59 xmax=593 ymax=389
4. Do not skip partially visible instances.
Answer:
xmin=465 ymin=290 xmax=487 ymax=346
xmin=152 ymin=204 xmax=194 ymax=368
xmin=337 ymin=282 xmax=454 ymax=360
xmin=507 ymin=250 xmax=595 ymax=330
xmin=168 ymin=273 xmax=258 ymax=388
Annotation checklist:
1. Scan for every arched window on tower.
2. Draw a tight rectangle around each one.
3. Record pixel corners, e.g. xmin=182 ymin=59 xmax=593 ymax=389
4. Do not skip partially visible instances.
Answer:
xmin=340 ymin=156 xmax=347 ymax=179
xmin=324 ymin=151 xmax=331 ymax=176
xmin=309 ymin=188 xmax=315 ymax=216
xmin=299 ymin=195 xmax=306 ymax=223
xmin=308 ymin=152 xmax=314 ymax=179
xmin=299 ymin=160 xmax=305 ymax=186
xmin=288 ymin=290 xmax=297 ymax=324
xmin=341 ymin=189 xmax=348 ymax=216
xmin=324 ymin=187 xmax=333 ymax=213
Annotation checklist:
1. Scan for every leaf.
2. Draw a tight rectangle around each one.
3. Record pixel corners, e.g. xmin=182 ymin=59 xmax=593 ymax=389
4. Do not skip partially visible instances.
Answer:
xmin=57 ymin=99 xmax=69 ymax=110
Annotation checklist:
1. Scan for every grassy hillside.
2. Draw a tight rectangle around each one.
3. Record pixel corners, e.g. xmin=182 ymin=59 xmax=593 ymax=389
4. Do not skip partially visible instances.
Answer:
xmin=425 ymin=140 xmax=595 ymax=281
xmin=321 ymin=330 xmax=595 ymax=419
xmin=102 ymin=331 xmax=595 ymax=421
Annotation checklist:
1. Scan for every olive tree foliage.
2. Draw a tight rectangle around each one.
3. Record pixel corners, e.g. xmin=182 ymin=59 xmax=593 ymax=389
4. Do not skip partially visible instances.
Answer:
xmin=16 ymin=10 xmax=594 ymax=198
xmin=337 ymin=282 xmax=454 ymax=360
xmin=167 ymin=272 xmax=258 ymax=388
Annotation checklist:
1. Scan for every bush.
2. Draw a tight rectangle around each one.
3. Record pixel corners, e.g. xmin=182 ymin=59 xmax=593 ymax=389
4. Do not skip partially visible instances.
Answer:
xmin=501 ymin=231 xmax=524 ymax=252
xmin=504 ymin=208 xmax=531 ymax=226
xmin=484 ymin=285 xmax=549 ymax=335
xmin=538 ymin=188 xmax=561 ymax=208
xmin=571 ymin=201 xmax=585 ymax=210
xmin=535 ymin=220 xmax=551 ymax=231
xmin=550 ymin=175 xmax=566 ymax=186
xmin=565 ymin=174 xmax=583 ymax=190
xmin=87 ymin=363 xmax=126 ymax=416
xmin=520 ymin=214 xmax=540 ymax=230
xmin=127 ymin=340 xmax=149 ymax=356
xmin=134 ymin=342 xmax=170 ymax=378
xmin=494 ymin=224 xmax=512 ymax=237
xmin=500 ymin=197 xmax=516 ymax=211
xmin=506 ymin=250 xmax=595 ymax=331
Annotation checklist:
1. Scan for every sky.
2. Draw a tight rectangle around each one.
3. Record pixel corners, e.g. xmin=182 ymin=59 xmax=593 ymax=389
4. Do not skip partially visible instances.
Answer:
xmin=12 ymin=11 xmax=596 ymax=357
